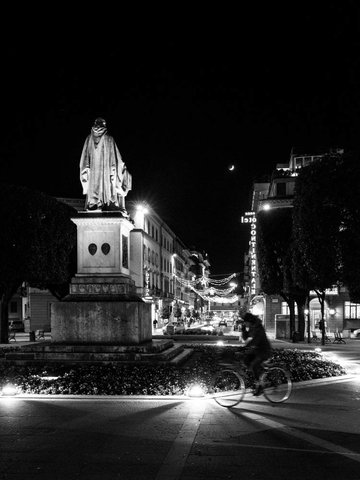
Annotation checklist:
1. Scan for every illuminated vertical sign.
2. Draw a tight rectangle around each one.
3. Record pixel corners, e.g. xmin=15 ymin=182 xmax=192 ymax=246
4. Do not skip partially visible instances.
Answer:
xmin=145 ymin=268 xmax=150 ymax=297
xmin=241 ymin=211 xmax=257 ymax=295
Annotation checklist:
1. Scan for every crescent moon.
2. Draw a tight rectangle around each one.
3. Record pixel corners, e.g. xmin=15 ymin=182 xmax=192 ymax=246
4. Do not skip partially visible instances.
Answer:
xmin=229 ymin=165 xmax=235 ymax=171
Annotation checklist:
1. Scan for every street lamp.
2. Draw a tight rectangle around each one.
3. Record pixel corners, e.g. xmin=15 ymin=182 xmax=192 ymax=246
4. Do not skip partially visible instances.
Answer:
xmin=305 ymin=308 xmax=311 ymax=343
xmin=135 ymin=204 xmax=149 ymax=230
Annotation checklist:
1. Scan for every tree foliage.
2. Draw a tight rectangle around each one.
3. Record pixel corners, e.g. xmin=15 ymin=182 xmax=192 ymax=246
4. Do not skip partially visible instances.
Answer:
xmin=336 ymin=151 xmax=360 ymax=302
xmin=292 ymin=155 xmax=343 ymax=291
xmin=257 ymin=207 xmax=307 ymax=337
xmin=0 ymin=183 xmax=76 ymax=342
xmin=256 ymin=150 xmax=360 ymax=342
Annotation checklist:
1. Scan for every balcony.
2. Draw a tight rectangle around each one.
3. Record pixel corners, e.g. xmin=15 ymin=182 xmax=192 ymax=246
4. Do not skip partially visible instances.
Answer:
xmin=258 ymin=198 xmax=293 ymax=211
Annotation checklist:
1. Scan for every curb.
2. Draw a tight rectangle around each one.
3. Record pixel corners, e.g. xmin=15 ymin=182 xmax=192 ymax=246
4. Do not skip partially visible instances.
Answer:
xmin=1 ymin=374 xmax=356 ymax=401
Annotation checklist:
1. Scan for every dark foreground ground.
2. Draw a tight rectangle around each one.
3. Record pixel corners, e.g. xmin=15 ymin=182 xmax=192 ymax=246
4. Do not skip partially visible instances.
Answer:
xmin=1 ymin=339 xmax=360 ymax=479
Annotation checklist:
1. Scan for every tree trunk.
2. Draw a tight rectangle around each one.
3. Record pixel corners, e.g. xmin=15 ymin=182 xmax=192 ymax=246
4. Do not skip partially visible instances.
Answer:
xmin=294 ymin=292 xmax=308 ymax=341
xmin=315 ymin=289 xmax=326 ymax=346
xmin=0 ymin=295 xmax=10 ymax=344
xmin=280 ymin=293 xmax=295 ymax=340
xmin=0 ymin=285 xmax=21 ymax=344
xmin=289 ymin=298 xmax=296 ymax=340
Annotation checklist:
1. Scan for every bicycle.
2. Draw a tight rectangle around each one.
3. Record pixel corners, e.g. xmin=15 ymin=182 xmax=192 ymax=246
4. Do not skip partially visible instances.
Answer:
xmin=211 ymin=357 xmax=292 ymax=408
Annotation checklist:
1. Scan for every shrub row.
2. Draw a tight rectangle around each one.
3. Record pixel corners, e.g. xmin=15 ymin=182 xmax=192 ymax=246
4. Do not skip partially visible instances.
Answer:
xmin=0 ymin=346 xmax=346 ymax=396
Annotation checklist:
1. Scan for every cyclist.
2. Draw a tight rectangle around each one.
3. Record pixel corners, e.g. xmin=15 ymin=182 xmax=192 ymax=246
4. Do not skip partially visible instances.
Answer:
xmin=240 ymin=312 xmax=272 ymax=395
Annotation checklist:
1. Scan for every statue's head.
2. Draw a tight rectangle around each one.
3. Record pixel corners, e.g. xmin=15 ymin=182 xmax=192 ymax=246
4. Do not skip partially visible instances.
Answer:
xmin=93 ymin=117 xmax=106 ymax=128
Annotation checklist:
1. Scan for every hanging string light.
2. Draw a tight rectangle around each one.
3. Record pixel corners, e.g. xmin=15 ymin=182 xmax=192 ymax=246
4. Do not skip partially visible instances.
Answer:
xmin=174 ymin=273 xmax=238 ymax=305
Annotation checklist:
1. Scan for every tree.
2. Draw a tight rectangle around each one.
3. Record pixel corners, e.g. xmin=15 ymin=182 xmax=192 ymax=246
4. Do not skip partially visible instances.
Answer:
xmin=336 ymin=151 xmax=360 ymax=302
xmin=0 ymin=184 xmax=76 ymax=343
xmin=160 ymin=305 xmax=171 ymax=320
xmin=173 ymin=302 xmax=182 ymax=320
xmin=292 ymin=154 xmax=342 ymax=345
xmin=257 ymin=208 xmax=308 ymax=339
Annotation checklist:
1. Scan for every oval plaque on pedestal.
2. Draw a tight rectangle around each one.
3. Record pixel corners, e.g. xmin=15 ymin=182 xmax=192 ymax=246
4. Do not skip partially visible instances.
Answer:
xmin=88 ymin=243 xmax=97 ymax=255
xmin=101 ymin=243 xmax=111 ymax=255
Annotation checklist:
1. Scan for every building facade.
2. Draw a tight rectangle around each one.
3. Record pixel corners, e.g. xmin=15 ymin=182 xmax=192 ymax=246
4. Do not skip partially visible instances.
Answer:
xmin=11 ymin=199 xmax=210 ymax=332
xmin=243 ymin=148 xmax=359 ymax=340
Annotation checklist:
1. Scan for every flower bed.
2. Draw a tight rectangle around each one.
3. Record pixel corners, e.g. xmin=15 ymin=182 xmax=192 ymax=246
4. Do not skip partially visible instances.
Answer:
xmin=0 ymin=346 xmax=347 ymax=396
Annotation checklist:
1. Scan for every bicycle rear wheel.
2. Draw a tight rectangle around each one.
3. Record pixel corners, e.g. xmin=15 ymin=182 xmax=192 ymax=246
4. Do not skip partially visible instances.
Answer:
xmin=212 ymin=369 xmax=246 ymax=408
xmin=261 ymin=366 xmax=292 ymax=403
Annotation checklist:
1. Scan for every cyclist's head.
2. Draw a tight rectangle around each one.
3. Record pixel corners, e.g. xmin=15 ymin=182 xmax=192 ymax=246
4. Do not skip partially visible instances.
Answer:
xmin=241 ymin=312 xmax=258 ymax=325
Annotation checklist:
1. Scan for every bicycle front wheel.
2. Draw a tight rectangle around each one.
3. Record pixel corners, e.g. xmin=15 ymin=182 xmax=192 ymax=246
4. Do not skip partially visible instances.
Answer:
xmin=212 ymin=369 xmax=246 ymax=408
xmin=261 ymin=367 xmax=292 ymax=403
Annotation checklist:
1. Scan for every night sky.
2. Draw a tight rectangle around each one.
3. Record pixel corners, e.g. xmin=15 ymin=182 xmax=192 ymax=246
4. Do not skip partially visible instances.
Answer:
xmin=2 ymin=4 xmax=359 ymax=275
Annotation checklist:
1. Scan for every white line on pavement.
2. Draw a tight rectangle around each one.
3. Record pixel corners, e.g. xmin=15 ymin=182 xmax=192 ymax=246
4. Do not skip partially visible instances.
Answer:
xmin=241 ymin=411 xmax=360 ymax=463
xmin=155 ymin=401 xmax=207 ymax=480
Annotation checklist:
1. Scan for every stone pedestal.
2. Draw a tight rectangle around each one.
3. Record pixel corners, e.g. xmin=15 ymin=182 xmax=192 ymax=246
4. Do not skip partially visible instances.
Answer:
xmin=51 ymin=300 xmax=151 ymax=344
xmin=51 ymin=211 xmax=152 ymax=345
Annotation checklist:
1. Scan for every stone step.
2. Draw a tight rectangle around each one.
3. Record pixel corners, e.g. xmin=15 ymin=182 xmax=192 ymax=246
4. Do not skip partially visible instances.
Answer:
xmin=168 ymin=348 xmax=194 ymax=366
xmin=4 ymin=343 xmax=191 ymax=365
xmin=19 ymin=339 xmax=174 ymax=354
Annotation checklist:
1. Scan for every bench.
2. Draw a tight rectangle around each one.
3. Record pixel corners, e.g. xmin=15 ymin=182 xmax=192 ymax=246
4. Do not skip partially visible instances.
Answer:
xmin=311 ymin=331 xmax=321 ymax=343
xmin=333 ymin=331 xmax=346 ymax=344
xmin=35 ymin=330 xmax=45 ymax=340
xmin=8 ymin=330 xmax=16 ymax=342
xmin=311 ymin=331 xmax=332 ymax=344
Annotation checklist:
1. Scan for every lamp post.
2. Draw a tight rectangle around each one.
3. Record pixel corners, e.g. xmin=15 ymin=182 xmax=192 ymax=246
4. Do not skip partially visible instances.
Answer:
xmin=172 ymin=254 xmax=177 ymax=323
xmin=305 ymin=308 xmax=311 ymax=343
xmin=135 ymin=204 xmax=149 ymax=300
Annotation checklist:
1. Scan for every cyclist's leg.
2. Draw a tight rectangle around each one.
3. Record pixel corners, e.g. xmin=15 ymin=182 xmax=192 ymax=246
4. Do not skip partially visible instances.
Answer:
xmin=249 ymin=356 xmax=263 ymax=395
xmin=251 ymin=353 xmax=271 ymax=395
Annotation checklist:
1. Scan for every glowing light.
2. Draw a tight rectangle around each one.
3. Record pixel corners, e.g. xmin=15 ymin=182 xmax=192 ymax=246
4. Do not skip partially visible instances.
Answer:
xmin=314 ymin=347 xmax=322 ymax=354
xmin=136 ymin=204 xmax=149 ymax=214
xmin=1 ymin=383 xmax=18 ymax=396
xmin=216 ymin=340 xmax=224 ymax=346
xmin=263 ymin=203 xmax=271 ymax=211
xmin=304 ymin=309 xmax=309 ymax=315
xmin=187 ymin=384 xmax=205 ymax=398
xmin=329 ymin=308 xmax=336 ymax=315
xmin=228 ymin=164 xmax=235 ymax=171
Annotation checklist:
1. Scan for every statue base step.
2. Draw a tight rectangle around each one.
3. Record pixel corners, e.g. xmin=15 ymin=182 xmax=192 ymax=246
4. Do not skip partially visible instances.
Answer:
xmin=4 ymin=340 xmax=193 ymax=366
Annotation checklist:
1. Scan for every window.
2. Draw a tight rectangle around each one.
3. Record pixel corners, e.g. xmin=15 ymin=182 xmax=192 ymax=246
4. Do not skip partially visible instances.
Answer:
xmin=344 ymin=301 xmax=360 ymax=319
xmin=122 ymin=235 xmax=129 ymax=268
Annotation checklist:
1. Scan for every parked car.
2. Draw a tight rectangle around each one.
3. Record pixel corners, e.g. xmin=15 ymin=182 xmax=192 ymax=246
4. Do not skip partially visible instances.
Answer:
xmin=218 ymin=320 xmax=227 ymax=327
xmin=162 ymin=322 xmax=186 ymax=335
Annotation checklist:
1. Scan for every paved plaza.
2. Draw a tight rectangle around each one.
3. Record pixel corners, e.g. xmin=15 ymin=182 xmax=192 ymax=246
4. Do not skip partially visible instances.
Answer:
xmin=1 ymin=339 xmax=360 ymax=479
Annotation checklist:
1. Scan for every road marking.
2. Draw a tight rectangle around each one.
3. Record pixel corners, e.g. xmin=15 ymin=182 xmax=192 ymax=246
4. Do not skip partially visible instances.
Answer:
xmin=241 ymin=411 xmax=360 ymax=463
xmin=155 ymin=401 xmax=206 ymax=480
xmin=213 ymin=441 xmax=360 ymax=457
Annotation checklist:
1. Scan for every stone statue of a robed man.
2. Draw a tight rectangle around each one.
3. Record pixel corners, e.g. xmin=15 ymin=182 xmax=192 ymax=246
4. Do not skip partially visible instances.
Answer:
xmin=79 ymin=118 xmax=132 ymax=211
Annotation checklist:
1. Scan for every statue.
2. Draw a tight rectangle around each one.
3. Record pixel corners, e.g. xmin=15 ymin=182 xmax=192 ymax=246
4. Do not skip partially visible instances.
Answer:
xmin=79 ymin=118 xmax=132 ymax=211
